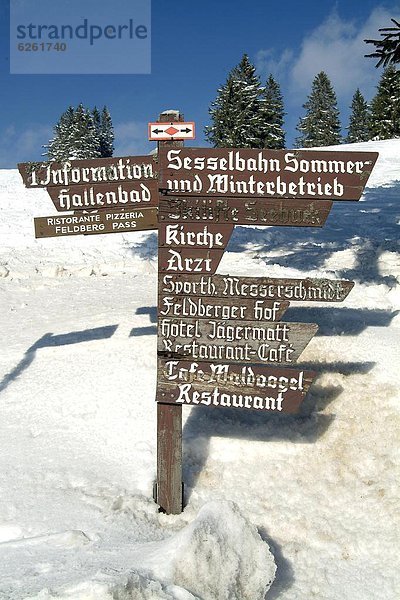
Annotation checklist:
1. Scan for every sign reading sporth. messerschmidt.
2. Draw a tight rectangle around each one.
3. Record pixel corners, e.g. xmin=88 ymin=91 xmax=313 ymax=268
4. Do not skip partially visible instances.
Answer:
xmin=159 ymin=148 xmax=378 ymax=199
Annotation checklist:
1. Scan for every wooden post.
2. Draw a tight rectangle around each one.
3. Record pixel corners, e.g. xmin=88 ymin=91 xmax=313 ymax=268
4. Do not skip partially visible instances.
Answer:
xmin=155 ymin=109 xmax=184 ymax=514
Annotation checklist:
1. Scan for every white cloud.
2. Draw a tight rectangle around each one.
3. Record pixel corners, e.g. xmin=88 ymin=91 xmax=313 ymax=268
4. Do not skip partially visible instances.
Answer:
xmin=255 ymin=48 xmax=294 ymax=82
xmin=290 ymin=6 xmax=400 ymax=101
xmin=0 ymin=124 xmax=52 ymax=168
xmin=113 ymin=121 xmax=153 ymax=157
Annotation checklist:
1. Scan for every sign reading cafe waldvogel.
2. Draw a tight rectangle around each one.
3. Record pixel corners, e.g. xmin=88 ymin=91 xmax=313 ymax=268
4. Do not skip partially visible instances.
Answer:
xmin=159 ymin=148 xmax=378 ymax=199
xmin=18 ymin=155 xmax=158 ymax=212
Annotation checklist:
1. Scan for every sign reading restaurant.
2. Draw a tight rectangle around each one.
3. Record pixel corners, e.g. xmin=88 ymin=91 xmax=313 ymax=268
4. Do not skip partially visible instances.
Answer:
xmin=159 ymin=148 xmax=378 ymax=199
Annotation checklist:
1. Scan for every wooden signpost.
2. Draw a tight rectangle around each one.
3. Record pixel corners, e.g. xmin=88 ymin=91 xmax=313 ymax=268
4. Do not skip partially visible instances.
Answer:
xmin=18 ymin=107 xmax=378 ymax=517
xmin=154 ymin=114 xmax=378 ymax=514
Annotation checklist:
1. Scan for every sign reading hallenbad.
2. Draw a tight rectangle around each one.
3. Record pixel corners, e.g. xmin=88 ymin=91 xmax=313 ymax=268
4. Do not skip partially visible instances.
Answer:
xmin=18 ymin=155 xmax=159 ymax=238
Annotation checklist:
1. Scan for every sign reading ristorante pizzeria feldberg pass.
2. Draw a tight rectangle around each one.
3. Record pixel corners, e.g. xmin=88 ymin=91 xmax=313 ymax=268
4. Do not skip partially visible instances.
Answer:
xmin=18 ymin=155 xmax=158 ymax=211
xmin=34 ymin=207 xmax=158 ymax=238
xmin=158 ymin=148 xmax=378 ymax=200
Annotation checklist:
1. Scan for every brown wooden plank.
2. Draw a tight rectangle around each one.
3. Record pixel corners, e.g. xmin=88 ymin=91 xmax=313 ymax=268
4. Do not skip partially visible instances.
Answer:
xmin=159 ymin=274 xmax=354 ymax=302
xmin=158 ymin=294 xmax=290 ymax=322
xmin=157 ymin=318 xmax=318 ymax=365
xmin=158 ymin=148 xmax=378 ymax=200
xmin=34 ymin=207 xmax=158 ymax=238
xmin=157 ymin=359 xmax=317 ymax=414
xmin=157 ymin=402 xmax=182 ymax=514
xmin=18 ymin=155 xmax=157 ymax=188
xmin=158 ymin=248 xmax=226 ymax=275
xmin=159 ymin=196 xmax=333 ymax=227
xmin=156 ymin=110 xmax=185 ymax=515
xmin=46 ymin=180 xmax=159 ymax=212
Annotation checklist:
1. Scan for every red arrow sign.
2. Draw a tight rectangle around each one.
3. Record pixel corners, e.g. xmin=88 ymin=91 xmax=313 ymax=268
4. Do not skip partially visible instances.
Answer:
xmin=148 ymin=121 xmax=195 ymax=141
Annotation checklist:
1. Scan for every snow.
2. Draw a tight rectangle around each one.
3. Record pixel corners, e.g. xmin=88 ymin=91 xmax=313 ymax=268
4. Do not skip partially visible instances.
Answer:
xmin=0 ymin=139 xmax=399 ymax=599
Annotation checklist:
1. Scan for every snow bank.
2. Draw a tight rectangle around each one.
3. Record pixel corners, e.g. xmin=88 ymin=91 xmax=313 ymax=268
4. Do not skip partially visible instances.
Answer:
xmin=6 ymin=502 xmax=275 ymax=600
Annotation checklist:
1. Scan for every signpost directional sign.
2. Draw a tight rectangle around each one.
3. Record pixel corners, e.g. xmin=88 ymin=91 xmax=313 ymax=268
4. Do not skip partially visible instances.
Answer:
xmin=157 ymin=359 xmax=317 ymax=414
xmin=148 ymin=121 xmax=195 ymax=141
xmin=159 ymin=274 xmax=355 ymax=303
xmin=34 ymin=207 xmax=158 ymax=238
xmin=158 ymin=196 xmax=333 ymax=228
xmin=159 ymin=148 xmax=378 ymax=200
xmin=18 ymin=155 xmax=158 ymax=213
xmin=157 ymin=317 xmax=318 ymax=364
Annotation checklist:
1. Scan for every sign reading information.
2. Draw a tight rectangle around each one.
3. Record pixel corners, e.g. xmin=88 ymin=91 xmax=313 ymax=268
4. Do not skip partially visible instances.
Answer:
xmin=18 ymin=155 xmax=158 ymax=212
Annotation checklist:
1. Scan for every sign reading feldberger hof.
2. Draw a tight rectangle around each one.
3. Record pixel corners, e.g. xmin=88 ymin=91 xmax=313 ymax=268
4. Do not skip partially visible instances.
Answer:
xmin=159 ymin=148 xmax=378 ymax=200
xmin=18 ymin=155 xmax=158 ymax=212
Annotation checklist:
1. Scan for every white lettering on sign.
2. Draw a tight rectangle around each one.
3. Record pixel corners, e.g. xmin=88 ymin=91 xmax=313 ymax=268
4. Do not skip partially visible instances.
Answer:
xmin=165 ymin=249 xmax=213 ymax=273
xmin=175 ymin=384 xmax=285 ymax=411
xmin=165 ymin=224 xmax=224 ymax=248
xmin=58 ymin=183 xmax=152 ymax=211
xmin=162 ymin=360 xmax=305 ymax=393
xmin=166 ymin=149 xmax=371 ymax=176
xmin=30 ymin=158 xmax=154 ymax=187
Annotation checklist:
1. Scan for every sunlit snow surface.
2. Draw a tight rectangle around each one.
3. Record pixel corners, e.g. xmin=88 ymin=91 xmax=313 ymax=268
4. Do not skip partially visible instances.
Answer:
xmin=0 ymin=140 xmax=399 ymax=599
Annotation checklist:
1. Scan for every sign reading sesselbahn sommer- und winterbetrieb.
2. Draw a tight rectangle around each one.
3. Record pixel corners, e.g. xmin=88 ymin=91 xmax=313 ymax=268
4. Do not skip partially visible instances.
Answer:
xmin=159 ymin=148 xmax=378 ymax=199
xmin=18 ymin=156 xmax=158 ymax=211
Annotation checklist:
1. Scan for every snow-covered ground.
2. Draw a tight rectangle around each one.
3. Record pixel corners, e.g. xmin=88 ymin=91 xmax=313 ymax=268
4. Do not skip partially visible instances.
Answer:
xmin=0 ymin=140 xmax=399 ymax=599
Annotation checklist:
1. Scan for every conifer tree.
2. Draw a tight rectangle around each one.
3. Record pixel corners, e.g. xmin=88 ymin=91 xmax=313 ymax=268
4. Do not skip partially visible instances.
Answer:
xmin=205 ymin=54 xmax=264 ymax=147
xmin=369 ymin=65 xmax=400 ymax=139
xmin=365 ymin=18 xmax=400 ymax=67
xmin=44 ymin=104 xmax=114 ymax=161
xmin=346 ymin=89 xmax=370 ymax=142
xmin=259 ymin=74 xmax=285 ymax=149
xmin=295 ymin=72 xmax=342 ymax=147
xmin=99 ymin=106 xmax=114 ymax=157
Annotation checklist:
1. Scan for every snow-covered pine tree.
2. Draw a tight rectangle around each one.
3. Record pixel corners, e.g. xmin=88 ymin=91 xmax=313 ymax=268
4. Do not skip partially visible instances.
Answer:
xmin=259 ymin=74 xmax=285 ymax=149
xmin=44 ymin=104 xmax=102 ymax=161
xmin=44 ymin=106 xmax=75 ymax=161
xmin=295 ymin=72 xmax=342 ymax=147
xmin=346 ymin=89 xmax=370 ymax=142
xmin=369 ymin=65 xmax=400 ymax=139
xmin=98 ymin=106 xmax=114 ymax=157
xmin=205 ymin=54 xmax=264 ymax=147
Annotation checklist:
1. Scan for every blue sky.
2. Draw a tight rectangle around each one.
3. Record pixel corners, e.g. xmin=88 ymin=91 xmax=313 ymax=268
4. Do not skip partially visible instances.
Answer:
xmin=1 ymin=0 xmax=399 ymax=167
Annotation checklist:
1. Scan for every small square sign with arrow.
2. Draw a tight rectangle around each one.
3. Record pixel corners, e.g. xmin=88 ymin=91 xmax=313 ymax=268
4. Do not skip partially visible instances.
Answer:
xmin=148 ymin=121 xmax=195 ymax=141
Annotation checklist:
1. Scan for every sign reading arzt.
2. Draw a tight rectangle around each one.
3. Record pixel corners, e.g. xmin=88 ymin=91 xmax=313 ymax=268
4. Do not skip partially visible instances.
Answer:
xmin=159 ymin=148 xmax=378 ymax=199
xmin=18 ymin=156 xmax=158 ymax=211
